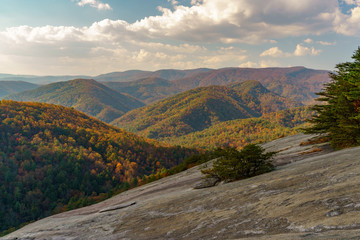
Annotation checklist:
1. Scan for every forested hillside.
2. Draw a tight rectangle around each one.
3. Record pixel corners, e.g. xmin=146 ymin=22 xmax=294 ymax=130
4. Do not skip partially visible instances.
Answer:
xmin=103 ymin=77 xmax=180 ymax=104
xmin=0 ymin=81 xmax=38 ymax=98
xmin=112 ymin=83 xmax=301 ymax=139
xmin=4 ymin=79 xmax=144 ymax=123
xmin=161 ymin=107 xmax=313 ymax=149
xmin=0 ymin=100 xmax=196 ymax=233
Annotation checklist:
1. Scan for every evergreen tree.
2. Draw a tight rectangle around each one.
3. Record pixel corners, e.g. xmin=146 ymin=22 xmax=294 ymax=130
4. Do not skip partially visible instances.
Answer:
xmin=304 ymin=47 xmax=360 ymax=148
xmin=202 ymin=144 xmax=275 ymax=181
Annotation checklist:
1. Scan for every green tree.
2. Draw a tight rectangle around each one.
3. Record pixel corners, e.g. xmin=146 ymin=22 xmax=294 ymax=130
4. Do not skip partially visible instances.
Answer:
xmin=202 ymin=144 xmax=275 ymax=181
xmin=304 ymin=47 xmax=360 ymax=148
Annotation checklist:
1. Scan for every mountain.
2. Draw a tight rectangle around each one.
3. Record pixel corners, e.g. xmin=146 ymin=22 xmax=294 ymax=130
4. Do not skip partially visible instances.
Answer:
xmin=8 ymin=134 xmax=360 ymax=240
xmin=112 ymin=83 xmax=301 ymax=139
xmin=0 ymin=81 xmax=38 ymax=98
xmin=1 ymin=67 xmax=328 ymax=104
xmin=0 ymin=100 xmax=196 ymax=233
xmin=173 ymin=67 xmax=330 ymax=104
xmin=0 ymin=74 xmax=91 ymax=84
xmin=103 ymin=77 xmax=180 ymax=104
xmin=4 ymin=79 xmax=145 ymax=123
xmin=95 ymin=68 xmax=212 ymax=82
xmin=229 ymin=80 xmax=302 ymax=114
xmin=162 ymin=106 xmax=313 ymax=149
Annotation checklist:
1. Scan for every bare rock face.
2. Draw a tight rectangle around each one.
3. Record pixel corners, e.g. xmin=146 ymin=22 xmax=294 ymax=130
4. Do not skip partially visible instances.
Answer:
xmin=193 ymin=177 xmax=220 ymax=189
xmin=3 ymin=134 xmax=360 ymax=240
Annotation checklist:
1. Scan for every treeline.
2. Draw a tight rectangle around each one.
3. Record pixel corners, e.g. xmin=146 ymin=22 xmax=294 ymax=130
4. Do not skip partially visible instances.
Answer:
xmin=0 ymin=100 xmax=197 ymax=233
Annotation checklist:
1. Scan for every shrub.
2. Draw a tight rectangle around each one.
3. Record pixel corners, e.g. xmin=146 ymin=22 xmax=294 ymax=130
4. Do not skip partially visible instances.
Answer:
xmin=202 ymin=144 xmax=276 ymax=181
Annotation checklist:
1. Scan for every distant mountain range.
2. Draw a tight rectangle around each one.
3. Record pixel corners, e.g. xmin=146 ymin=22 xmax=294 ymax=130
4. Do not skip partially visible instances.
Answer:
xmin=1 ymin=67 xmax=329 ymax=104
xmin=1 ymin=67 xmax=329 ymax=127
xmin=171 ymin=67 xmax=330 ymax=104
xmin=112 ymin=81 xmax=302 ymax=139
xmin=0 ymin=74 xmax=91 ymax=84
xmin=0 ymin=81 xmax=38 ymax=98
xmin=95 ymin=68 xmax=212 ymax=82
xmin=4 ymin=79 xmax=145 ymax=123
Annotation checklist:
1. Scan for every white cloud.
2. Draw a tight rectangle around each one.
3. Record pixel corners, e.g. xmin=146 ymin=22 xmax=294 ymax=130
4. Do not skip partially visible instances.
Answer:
xmin=76 ymin=0 xmax=112 ymax=10
xmin=317 ymin=41 xmax=336 ymax=46
xmin=168 ymin=0 xmax=179 ymax=5
xmin=293 ymin=44 xmax=322 ymax=56
xmin=260 ymin=47 xmax=291 ymax=57
xmin=0 ymin=0 xmax=359 ymax=74
xmin=260 ymin=44 xmax=322 ymax=58
xmin=3 ymin=0 xmax=360 ymax=45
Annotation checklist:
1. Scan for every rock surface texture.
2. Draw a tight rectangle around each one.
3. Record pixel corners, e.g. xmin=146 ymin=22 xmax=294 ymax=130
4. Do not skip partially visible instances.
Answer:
xmin=3 ymin=134 xmax=360 ymax=240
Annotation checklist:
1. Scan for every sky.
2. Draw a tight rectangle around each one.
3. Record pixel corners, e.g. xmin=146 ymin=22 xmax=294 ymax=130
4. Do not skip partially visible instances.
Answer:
xmin=0 ymin=0 xmax=359 ymax=76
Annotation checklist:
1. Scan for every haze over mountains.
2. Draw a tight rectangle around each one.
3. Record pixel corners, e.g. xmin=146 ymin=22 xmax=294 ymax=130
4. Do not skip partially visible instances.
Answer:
xmin=1 ymin=67 xmax=329 ymax=104
xmin=2 ymin=66 xmax=328 ymax=126
xmin=96 ymin=68 xmax=212 ymax=82
xmin=0 ymin=81 xmax=38 ymax=98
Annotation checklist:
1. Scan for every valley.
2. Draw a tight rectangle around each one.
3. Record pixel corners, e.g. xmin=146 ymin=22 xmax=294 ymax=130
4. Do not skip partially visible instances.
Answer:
xmin=0 ymin=65 xmax=353 ymax=239
xmin=2 ymin=1 xmax=360 ymax=239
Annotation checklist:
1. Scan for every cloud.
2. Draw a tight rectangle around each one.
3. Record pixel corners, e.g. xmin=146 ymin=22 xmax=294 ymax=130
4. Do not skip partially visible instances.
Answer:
xmin=317 ymin=41 xmax=336 ymax=46
xmin=0 ymin=21 xmax=249 ymax=75
xmin=0 ymin=0 xmax=359 ymax=74
xmin=260 ymin=47 xmax=291 ymax=57
xmin=260 ymin=44 xmax=322 ymax=58
xmin=293 ymin=44 xmax=322 ymax=56
xmin=127 ymin=0 xmax=340 ymax=43
xmin=3 ymin=0 xmax=360 ymax=45
xmin=75 ymin=0 xmax=112 ymax=10
xmin=304 ymin=38 xmax=313 ymax=43
xmin=168 ymin=0 xmax=179 ymax=5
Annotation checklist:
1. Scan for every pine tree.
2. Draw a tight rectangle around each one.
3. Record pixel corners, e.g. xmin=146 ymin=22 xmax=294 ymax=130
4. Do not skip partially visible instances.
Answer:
xmin=202 ymin=144 xmax=275 ymax=181
xmin=304 ymin=47 xmax=360 ymax=148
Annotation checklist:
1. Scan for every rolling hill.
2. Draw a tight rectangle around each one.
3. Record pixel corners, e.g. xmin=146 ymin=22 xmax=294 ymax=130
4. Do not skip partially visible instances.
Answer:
xmin=161 ymin=106 xmax=313 ymax=149
xmin=1 ymin=67 xmax=329 ymax=105
xmin=0 ymin=100 xmax=196 ymax=233
xmin=112 ymin=82 xmax=302 ymax=139
xmin=0 ymin=81 xmax=38 ymax=98
xmin=4 ymin=79 xmax=145 ymax=123
xmin=103 ymin=77 xmax=180 ymax=104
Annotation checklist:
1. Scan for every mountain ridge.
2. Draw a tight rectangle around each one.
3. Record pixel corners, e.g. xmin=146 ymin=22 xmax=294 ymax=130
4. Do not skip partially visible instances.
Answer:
xmin=4 ymin=79 xmax=145 ymax=123
xmin=0 ymin=81 xmax=38 ymax=98
xmin=112 ymin=81 xmax=302 ymax=139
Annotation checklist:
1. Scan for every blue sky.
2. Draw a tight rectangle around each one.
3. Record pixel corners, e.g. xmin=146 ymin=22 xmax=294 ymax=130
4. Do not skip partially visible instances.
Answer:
xmin=0 ymin=0 xmax=359 ymax=75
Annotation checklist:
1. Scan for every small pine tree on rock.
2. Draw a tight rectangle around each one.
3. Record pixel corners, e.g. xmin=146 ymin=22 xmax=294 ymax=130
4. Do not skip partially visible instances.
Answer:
xmin=202 ymin=144 xmax=275 ymax=181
